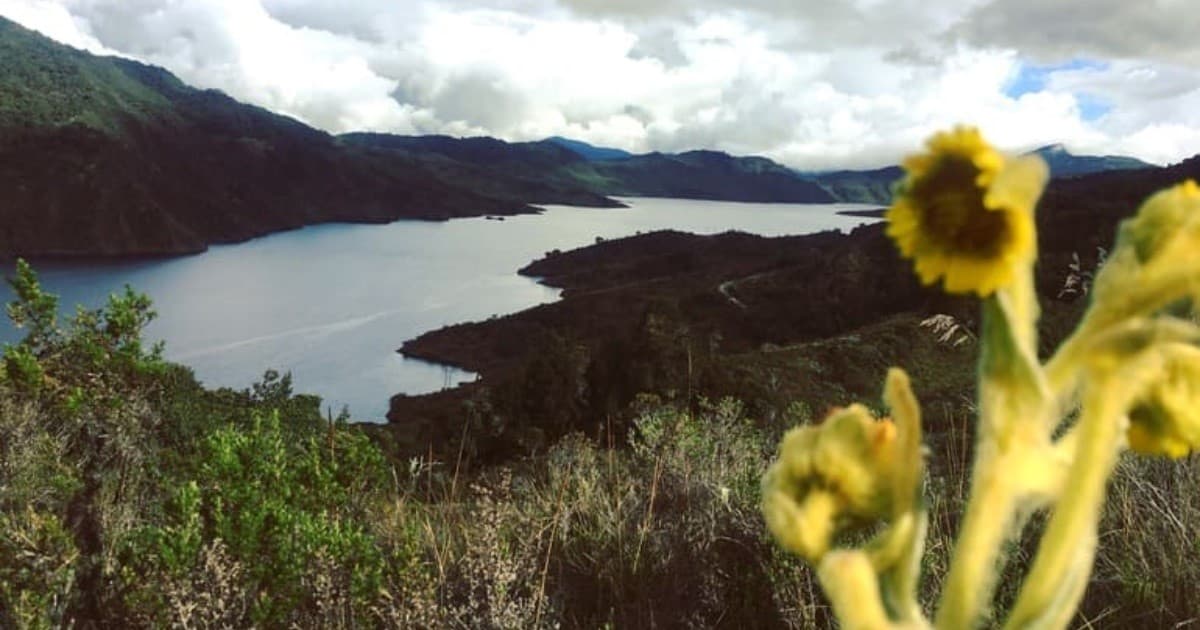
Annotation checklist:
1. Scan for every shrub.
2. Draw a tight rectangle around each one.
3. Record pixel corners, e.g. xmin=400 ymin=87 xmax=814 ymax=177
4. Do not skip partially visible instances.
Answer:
xmin=130 ymin=412 xmax=392 ymax=626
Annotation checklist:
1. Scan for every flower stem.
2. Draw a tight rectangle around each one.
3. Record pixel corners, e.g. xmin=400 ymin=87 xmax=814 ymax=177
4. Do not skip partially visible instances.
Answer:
xmin=936 ymin=293 xmax=1041 ymax=629
xmin=933 ymin=446 xmax=1018 ymax=629
xmin=1001 ymin=384 xmax=1123 ymax=628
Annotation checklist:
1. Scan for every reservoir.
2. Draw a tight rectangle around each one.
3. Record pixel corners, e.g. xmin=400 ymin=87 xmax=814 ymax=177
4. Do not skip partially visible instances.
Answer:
xmin=0 ymin=198 xmax=877 ymax=421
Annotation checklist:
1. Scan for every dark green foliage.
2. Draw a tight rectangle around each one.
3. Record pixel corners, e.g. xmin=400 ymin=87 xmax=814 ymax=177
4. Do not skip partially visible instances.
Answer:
xmin=544 ymin=136 xmax=633 ymax=161
xmin=577 ymin=150 xmax=836 ymax=202
xmin=130 ymin=412 xmax=390 ymax=626
xmin=394 ymin=226 xmax=934 ymax=457
xmin=493 ymin=334 xmax=589 ymax=449
xmin=802 ymin=165 xmax=903 ymax=204
xmin=342 ymin=133 xmax=837 ymax=203
xmin=4 ymin=259 xmax=57 ymax=351
xmin=0 ymin=263 xmax=397 ymax=627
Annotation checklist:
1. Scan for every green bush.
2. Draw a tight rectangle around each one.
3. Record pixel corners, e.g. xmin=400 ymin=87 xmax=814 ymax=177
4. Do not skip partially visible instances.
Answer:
xmin=1 ymin=261 xmax=402 ymax=627
xmin=131 ymin=412 xmax=391 ymax=626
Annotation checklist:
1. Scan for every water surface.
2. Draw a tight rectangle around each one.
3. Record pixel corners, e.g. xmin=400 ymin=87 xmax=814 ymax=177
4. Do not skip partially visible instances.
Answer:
xmin=0 ymin=198 xmax=877 ymax=420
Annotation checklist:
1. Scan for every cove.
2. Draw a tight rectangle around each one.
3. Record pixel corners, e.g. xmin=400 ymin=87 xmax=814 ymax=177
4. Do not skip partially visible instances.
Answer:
xmin=0 ymin=198 xmax=877 ymax=421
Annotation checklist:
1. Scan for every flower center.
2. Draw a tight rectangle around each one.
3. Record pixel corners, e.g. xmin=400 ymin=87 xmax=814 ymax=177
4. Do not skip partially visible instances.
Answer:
xmin=911 ymin=156 xmax=1010 ymax=257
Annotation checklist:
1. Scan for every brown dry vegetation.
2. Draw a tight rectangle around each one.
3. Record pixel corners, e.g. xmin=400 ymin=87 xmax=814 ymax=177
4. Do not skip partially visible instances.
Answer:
xmin=3 ymin=268 xmax=1198 ymax=628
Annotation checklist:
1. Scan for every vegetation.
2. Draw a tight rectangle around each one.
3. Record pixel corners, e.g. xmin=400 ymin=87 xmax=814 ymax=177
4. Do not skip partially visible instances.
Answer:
xmin=1 ymin=257 xmax=1198 ymax=628
xmin=0 ymin=16 xmax=621 ymax=258
xmin=761 ymin=127 xmax=1200 ymax=628
xmin=340 ymin=134 xmax=837 ymax=204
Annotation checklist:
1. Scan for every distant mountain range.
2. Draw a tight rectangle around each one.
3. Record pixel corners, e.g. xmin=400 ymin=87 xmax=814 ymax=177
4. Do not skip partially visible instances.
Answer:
xmin=339 ymin=134 xmax=836 ymax=204
xmin=544 ymin=136 xmax=632 ymax=161
xmin=0 ymin=14 xmax=1172 ymax=257
xmin=788 ymin=143 xmax=1156 ymax=206
xmin=510 ymin=137 xmax=1155 ymax=206
xmin=1030 ymin=143 xmax=1153 ymax=178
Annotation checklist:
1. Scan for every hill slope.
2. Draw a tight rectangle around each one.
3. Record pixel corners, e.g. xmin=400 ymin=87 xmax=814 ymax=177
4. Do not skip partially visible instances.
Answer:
xmin=544 ymin=136 xmax=633 ymax=161
xmin=344 ymin=134 xmax=837 ymax=203
xmin=0 ymin=17 xmax=616 ymax=257
xmin=1032 ymin=143 xmax=1154 ymax=178
xmin=0 ymin=14 xmax=1166 ymax=255
xmin=800 ymin=145 xmax=1155 ymax=205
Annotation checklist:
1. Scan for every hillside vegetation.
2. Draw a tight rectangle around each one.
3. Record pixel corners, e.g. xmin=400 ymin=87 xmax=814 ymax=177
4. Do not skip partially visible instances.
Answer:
xmin=341 ymin=134 xmax=837 ymax=203
xmin=1 ymin=260 xmax=1197 ymax=628
xmin=0 ymin=17 xmax=618 ymax=257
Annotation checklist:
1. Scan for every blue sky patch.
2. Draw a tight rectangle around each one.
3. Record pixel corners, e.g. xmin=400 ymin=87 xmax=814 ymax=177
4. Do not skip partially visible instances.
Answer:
xmin=1006 ymin=59 xmax=1107 ymax=97
xmin=1075 ymin=93 xmax=1112 ymax=122
xmin=1006 ymin=59 xmax=1112 ymax=122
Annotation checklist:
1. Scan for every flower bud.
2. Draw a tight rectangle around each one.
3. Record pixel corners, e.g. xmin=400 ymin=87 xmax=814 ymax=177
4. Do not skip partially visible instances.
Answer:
xmin=1120 ymin=180 xmax=1200 ymax=265
xmin=762 ymin=404 xmax=901 ymax=561
xmin=1127 ymin=343 xmax=1200 ymax=458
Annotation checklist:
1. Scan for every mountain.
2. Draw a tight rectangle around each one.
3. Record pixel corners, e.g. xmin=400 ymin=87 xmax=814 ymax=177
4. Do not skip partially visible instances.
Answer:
xmin=343 ymin=133 xmax=583 ymax=170
xmin=0 ymin=16 xmax=616 ymax=257
xmin=3 ymin=13 xmax=1163 ymax=257
xmin=802 ymin=165 xmax=903 ymax=206
xmin=1030 ymin=143 xmax=1154 ymax=178
xmin=345 ymin=134 xmax=836 ymax=203
xmin=801 ymin=146 xmax=1155 ymax=205
xmin=579 ymin=150 xmax=835 ymax=202
xmin=544 ymin=136 xmax=633 ymax=161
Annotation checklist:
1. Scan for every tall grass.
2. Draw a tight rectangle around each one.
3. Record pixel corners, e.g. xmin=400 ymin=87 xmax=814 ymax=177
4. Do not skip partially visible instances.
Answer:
xmin=4 ymin=376 xmax=1198 ymax=627
xmin=1083 ymin=456 xmax=1200 ymax=626
xmin=377 ymin=397 xmax=830 ymax=628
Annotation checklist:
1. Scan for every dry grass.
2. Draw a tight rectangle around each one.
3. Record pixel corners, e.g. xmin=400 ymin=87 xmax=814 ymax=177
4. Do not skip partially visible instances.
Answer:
xmin=4 ymin=381 xmax=1200 ymax=628
xmin=307 ymin=402 xmax=1200 ymax=628
xmin=1083 ymin=456 xmax=1200 ymax=626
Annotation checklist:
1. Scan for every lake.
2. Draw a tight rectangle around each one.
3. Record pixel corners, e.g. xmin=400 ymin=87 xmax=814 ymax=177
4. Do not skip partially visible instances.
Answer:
xmin=0 ymin=198 xmax=878 ymax=421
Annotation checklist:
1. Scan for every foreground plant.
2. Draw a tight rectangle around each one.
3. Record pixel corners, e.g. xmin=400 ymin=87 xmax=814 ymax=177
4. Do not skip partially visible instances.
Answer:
xmin=763 ymin=126 xmax=1200 ymax=628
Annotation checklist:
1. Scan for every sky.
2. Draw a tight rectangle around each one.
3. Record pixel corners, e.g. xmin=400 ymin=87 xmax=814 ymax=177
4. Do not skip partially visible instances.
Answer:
xmin=3 ymin=0 xmax=1199 ymax=169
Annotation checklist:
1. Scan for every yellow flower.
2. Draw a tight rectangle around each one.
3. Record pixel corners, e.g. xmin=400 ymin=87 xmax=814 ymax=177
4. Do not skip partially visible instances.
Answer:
xmin=1127 ymin=343 xmax=1200 ymax=458
xmin=761 ymin=404 xmax=900 ymax=562
xmin=1083 ymin=181 xmax=1200 ymax=338
xmin=1117 ymin=180 xmax=1200 ymax=264
xmin=886 ymin=126 xmax=1048 ymax=296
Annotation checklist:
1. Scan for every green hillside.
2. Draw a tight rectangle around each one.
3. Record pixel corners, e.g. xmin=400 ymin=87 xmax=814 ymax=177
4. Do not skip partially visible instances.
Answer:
xmin=344 ymin=134 xmax=837 ymax=203
xmin=1032 ymin=143 xmax=1154 ymax=177
xmin=0 ymin=17 xmax=616 ymax=257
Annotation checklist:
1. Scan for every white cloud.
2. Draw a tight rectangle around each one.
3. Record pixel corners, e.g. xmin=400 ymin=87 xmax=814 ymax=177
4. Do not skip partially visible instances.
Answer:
xmin=955 ymin=0 xmax=1200 ymax=67
xmin=2 ymin=0 xmax=1198 ymax=168
xmin=0 ymin=0 xmax=111 ymax=52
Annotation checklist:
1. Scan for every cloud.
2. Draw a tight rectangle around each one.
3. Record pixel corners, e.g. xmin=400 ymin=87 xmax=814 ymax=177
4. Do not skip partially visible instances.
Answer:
xmin=1 ymin=0 xmax=1197 ymax=168
xmin=1040 ymin=60 xmax=1200 ymax=162
xmin=954 ymin=0 xmax=1200 ymax=67
xmin=0 ymin=0 xmax=112 ymax=52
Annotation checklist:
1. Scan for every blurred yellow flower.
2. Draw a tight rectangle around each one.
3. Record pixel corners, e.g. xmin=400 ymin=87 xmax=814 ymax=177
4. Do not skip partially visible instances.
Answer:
xmin=766 ymin=127 xmax=1200 ymax=629
xmin=761 ymin=404 xmax=899 ymax=562
xmin=886 ymin=126 xmax=1047 ymax=296
xmin=1127 ymin=343 xmax=1200 ymax=458
xmin=1118 ymin=179 xmax=1200 ymax=264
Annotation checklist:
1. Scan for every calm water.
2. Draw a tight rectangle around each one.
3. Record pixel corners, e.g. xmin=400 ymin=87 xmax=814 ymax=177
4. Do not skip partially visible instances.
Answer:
xmin=0 ymin=198 xmax=877 ymax=421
